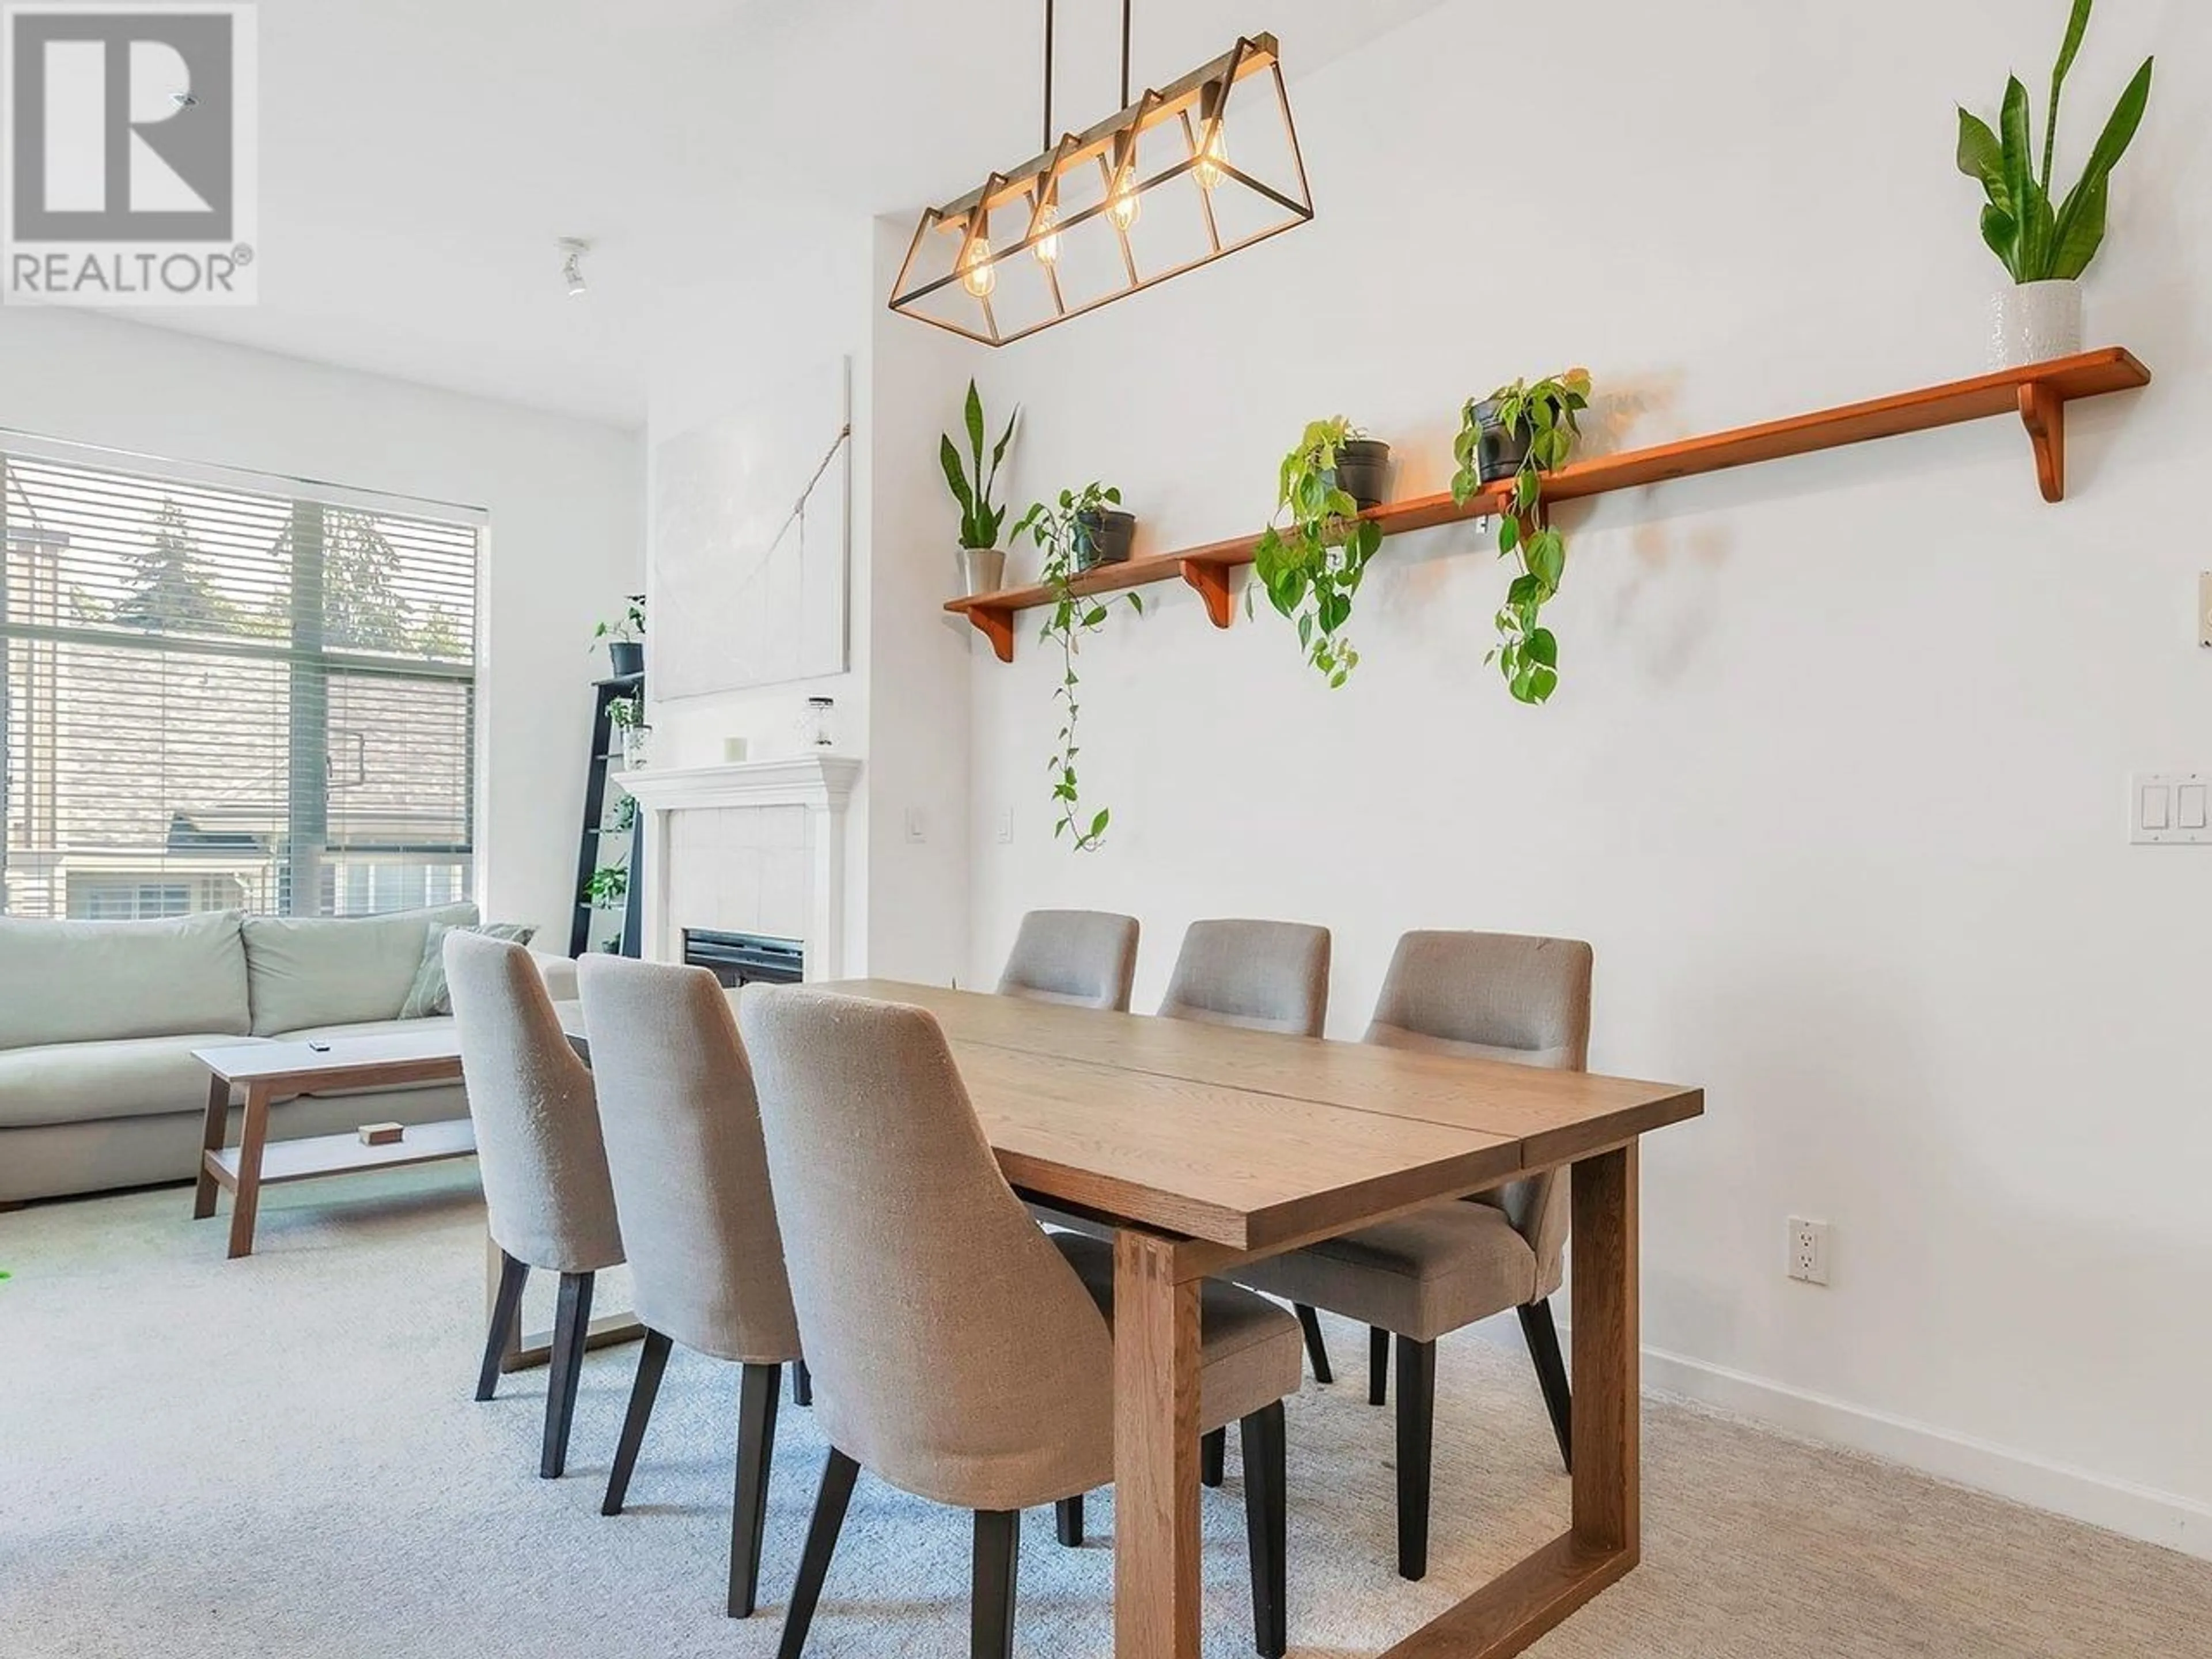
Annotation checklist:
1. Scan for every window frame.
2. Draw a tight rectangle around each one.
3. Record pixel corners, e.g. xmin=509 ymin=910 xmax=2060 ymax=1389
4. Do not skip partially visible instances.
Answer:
xmin=0 ymin=428 xmax=489 ymax=921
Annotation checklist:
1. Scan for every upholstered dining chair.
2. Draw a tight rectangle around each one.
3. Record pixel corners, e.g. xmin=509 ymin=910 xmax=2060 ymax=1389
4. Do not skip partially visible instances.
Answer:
xmin=1228 ymin=930 xmax=1593 ymax=1581
xmin=575 ymin=956 xmax=804 ymax=1620
xmin=995 ymin=908 xmax=1141 ymax=1010
xmin=1157 ymin=917 xmax=1331 ymax=1036
xmin=445 ymin=930 xmax=624 ymax=1480
xmin=739 ymin=988 xmax=1303 ymax=1659
xmin=1156 ymin=918 xmax=1340 ymax=1411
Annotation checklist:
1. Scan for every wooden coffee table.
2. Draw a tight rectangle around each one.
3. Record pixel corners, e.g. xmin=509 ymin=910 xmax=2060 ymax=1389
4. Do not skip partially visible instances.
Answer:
xmin=192 ymin=1032 xmax=472 ymax=1259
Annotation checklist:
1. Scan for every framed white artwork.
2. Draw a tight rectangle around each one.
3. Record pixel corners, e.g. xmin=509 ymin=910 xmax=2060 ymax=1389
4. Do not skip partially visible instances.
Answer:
xmin=650 ymin=359 xmax=851 ymax=698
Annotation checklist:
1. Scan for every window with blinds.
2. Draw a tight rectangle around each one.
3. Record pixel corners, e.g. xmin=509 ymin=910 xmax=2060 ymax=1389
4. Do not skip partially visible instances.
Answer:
xmin=1 ymin=439 xmax=480 ymax=921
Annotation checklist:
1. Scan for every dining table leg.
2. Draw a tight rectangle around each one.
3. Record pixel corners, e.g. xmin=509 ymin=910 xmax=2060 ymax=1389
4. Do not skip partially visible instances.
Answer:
xmin=1377 ymin=1141 xmax=1641 ymax=1659
xmin=1113 ymin=1228 xmax=1202 ymax=1659
xmin=1570 ymin=1141 xmax=1639 ymax=1558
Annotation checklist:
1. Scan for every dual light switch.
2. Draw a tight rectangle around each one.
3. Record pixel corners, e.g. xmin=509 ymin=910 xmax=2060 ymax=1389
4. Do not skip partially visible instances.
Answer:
xmin=2134 ymin=773 xmax=2212 ymax=844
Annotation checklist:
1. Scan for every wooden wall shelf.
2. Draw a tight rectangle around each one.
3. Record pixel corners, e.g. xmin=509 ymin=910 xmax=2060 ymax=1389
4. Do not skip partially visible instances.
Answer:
xmin=945 ymin=347 xmax=2150 ymax=662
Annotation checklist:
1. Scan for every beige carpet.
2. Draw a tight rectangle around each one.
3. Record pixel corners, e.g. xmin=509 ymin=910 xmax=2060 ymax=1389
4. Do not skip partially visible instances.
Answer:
xmin=1 ymin=1167 xmax=2206 ymax=1658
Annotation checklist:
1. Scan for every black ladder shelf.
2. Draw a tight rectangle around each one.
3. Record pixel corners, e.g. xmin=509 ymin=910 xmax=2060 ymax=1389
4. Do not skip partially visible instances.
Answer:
xmin=570 ymin=673 xmax=645 ymax=959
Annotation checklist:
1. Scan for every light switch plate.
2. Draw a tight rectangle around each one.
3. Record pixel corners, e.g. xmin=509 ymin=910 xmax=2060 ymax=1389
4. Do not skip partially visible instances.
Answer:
xmin=2133 ymin=772 xmax=2212 ymax=844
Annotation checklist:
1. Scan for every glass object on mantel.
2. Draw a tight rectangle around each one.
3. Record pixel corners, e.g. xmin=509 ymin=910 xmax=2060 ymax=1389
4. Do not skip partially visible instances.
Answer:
xmin=805 ymin=696 xmax=836 ymax=749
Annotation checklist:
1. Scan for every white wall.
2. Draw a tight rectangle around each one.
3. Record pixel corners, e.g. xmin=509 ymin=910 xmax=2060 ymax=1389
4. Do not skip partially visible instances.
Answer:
xmin=0 ymin=308 xmax=643 ymax=937
xmin=639 ymin=214 xmax=972 ymax=982
xmin=957 ymin=0 xmax=2212 ymax=1552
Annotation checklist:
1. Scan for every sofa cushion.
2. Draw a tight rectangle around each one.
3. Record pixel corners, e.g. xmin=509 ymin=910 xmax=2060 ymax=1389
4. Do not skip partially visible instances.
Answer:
xmin=0 ymin=912 xmax=251 ymax=1051
xmin=397 ymin=921 xmax=537 ymax=1019
xmin=0 ymin=1033 xmax=263 ymax=1129
xmin=242 ymin=903 xmax=477 ymax=1036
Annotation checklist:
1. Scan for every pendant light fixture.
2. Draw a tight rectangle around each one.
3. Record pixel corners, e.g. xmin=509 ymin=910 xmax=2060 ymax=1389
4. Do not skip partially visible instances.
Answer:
xmin=889 ymin=1 xmax=1313 ymax=346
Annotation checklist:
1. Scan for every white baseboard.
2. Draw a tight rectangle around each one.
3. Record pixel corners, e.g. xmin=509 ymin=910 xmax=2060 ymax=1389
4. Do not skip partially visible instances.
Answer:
xmin=1620 ymin=1337 xmax=2211 ymax=1562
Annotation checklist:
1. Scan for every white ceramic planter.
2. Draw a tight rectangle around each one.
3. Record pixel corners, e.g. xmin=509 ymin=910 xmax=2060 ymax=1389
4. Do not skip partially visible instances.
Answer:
xmin=960 ymin=547 xmax=1006 ymax=596
xmin=1989 ymin=279 xmax=2083 ymax=369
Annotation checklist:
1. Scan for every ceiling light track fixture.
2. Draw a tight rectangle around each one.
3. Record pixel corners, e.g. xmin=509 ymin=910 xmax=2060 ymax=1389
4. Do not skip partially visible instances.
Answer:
xmin=889 ymin=0 xmax=1312 ymax=346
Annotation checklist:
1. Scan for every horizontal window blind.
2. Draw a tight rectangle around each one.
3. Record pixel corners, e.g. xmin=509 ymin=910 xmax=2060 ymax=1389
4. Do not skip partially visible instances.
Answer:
xmin=2 ymin=442 xmax=479 ymax=921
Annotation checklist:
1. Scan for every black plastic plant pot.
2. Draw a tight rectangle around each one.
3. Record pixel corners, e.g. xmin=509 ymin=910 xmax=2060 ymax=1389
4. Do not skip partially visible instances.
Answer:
xmin=1075 ymin=508 xmax=1137 ymax=569
xmin=608 ymin=641 xmax=644 ymax=679
xmin=1471 ymin=400 xmax=1533 ymax=484
xmin=1332 ymin=440 xmax=1392 ymax=511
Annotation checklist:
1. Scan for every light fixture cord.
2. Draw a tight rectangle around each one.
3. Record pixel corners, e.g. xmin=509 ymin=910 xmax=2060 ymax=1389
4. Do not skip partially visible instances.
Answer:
xmin=1042 ymin=0 xmax=1054 ymax=149
xmin=1120 ymin=0 xmax=1131 ymax=108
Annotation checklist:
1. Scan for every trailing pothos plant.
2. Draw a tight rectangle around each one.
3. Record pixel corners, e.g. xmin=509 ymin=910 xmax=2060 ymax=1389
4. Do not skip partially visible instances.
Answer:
xmin=1955 ymin=0 xmax=2153 ymax=285
xmin=1012 ymin=482 xmax=1143 ymax=851
xmin=1249 ymin=418 xmax=1383 ymax=687
xmin=1452 ymin=369 xmax=1591 ymax=706
xmin=939 ymin=378 xmax=1019 ymax=551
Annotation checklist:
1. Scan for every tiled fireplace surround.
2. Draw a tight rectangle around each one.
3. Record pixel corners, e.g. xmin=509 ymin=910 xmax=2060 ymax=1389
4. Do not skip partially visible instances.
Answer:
xmin=619 ymin=756 xmax=862 ymax=977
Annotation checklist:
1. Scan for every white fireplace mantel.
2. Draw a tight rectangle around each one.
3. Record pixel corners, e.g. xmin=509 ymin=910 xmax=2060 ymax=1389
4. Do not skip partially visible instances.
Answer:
xmin=620 ymin=755 xmax=862 ymax=973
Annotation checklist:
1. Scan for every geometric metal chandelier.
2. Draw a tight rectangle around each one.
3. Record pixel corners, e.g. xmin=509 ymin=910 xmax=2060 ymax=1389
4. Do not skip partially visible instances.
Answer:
xmin=889 ymin=1 xmax=1312 ymax=346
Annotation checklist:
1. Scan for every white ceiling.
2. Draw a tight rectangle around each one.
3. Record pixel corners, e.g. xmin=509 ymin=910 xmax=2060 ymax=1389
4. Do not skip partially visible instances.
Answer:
xmin=128 ymin=0 xmax=1449 ymax=427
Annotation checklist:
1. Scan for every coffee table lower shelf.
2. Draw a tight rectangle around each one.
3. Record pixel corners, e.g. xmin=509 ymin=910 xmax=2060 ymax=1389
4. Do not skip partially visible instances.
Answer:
xmin=200 ymin=1118 xmax=479 ymax=1188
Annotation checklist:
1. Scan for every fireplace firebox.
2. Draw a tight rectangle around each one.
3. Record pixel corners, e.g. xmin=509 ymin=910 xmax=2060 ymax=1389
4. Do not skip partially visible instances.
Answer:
xmin=681 ymin=929 xmax=805 ymax=988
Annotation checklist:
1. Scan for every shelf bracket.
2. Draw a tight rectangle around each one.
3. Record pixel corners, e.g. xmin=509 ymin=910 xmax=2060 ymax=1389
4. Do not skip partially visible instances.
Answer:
xmin=964 ymin=603 xmax=1016 ymax=664
xmin=1178 ymin=559 xmax=1233 ymax=629
xmin=2018 ymin=382 xmax=2066 ymax=503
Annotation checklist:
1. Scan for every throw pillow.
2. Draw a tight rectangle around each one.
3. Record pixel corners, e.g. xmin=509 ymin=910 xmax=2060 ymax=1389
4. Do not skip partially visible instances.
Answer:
xmin=400 ymin=921 xmax=538 ymax=1020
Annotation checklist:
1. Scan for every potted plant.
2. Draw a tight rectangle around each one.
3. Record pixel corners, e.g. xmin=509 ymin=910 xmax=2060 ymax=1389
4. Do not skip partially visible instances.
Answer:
xmin=1250 ymin=419 xmax=1388 ymax=687
xmin=1073 ymin=502 xmax=1137 ymax=569
xmin=583 ymin=860 xmax=630 ymax=910
xmin=940 ymin=378 xmax=1018 ymax=595
xmin=1955 ymin=0 xmax=2152 ymax=367
xmin=1452 ymin=369 xmax=1592 ymax=706
xmin=607 ymin=694 xmax=649 ymax=768
xmin=1012 ymin=482 xmax=1145 ymax=850
xmin=592 ymin=596 xmax=646 ymax=677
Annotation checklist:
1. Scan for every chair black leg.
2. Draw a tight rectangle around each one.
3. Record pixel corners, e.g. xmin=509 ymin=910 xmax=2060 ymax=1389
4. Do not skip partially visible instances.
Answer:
xmin=972 ymin=1509 xmax=1020 ymax=1659
xmin=475 ymin=1251 xmax=528 ymax=1402
xmin=730 ymin=1361 xmax=781 ymax=1618
xmin=1395 ymin=1335 xmax=1435 ymax=1582
xmin=1200 ymin=1426 xmax=1226 ymax=1488
xmin=779 ymin=1448 xmax=859 ymax=1659
xmin=793 ymin=1358 xmax=813 ymax=1407
xmin=1238 ymin=1402 xmax=1287 ymax=1659
xmin=1293 ymin=1303 xmax=1333 ymax=1384
xmin=1518 ymin=1297 xmax=1573 ymax=1474
xmin=1055 ymin=1494 xmax=1085 ymax=1547
xmin=601 ymin=1328 xmax=673 ymax=1515
xmin=540 ymin=1270 xmax=594 ymax=1479
xmin=1368 ymin=1325 xmax=1390 ymax=1407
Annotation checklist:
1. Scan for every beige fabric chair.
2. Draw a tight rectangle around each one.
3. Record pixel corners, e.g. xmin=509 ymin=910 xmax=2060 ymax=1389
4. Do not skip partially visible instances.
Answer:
xmin=995 ymin=909 xmax=1140 ymax=1011
xmin=1157 ymin=918 xmax=1331 ymax=1036
xmin=1230 ymin=930 xmax=1593 ymax=1581
xmin=444 ymin=931 xmax=623 ymax=1480
xmin=575 ymin=956 xmax=804 ymax=1620
xmin=738 ymin=987 xmax=1302 ymax=1659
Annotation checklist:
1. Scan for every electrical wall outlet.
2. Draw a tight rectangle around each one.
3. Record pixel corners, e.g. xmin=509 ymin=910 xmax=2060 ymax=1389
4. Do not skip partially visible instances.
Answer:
xmin=1787 ymin=1217 xmax=1831 ymax=1285
xmin=995 ymin=808 xmax=1014 ymax=845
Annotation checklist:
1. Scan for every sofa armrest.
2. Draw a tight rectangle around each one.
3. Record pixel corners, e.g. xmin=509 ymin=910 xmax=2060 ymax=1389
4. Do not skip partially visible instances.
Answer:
xmin=530 ymin=949 xmax=579 ymax=1003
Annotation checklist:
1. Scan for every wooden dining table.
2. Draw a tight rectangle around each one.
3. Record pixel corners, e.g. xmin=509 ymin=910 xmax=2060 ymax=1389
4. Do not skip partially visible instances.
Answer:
xmin=812 ymin=979 xmax=1704 ymax=1659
